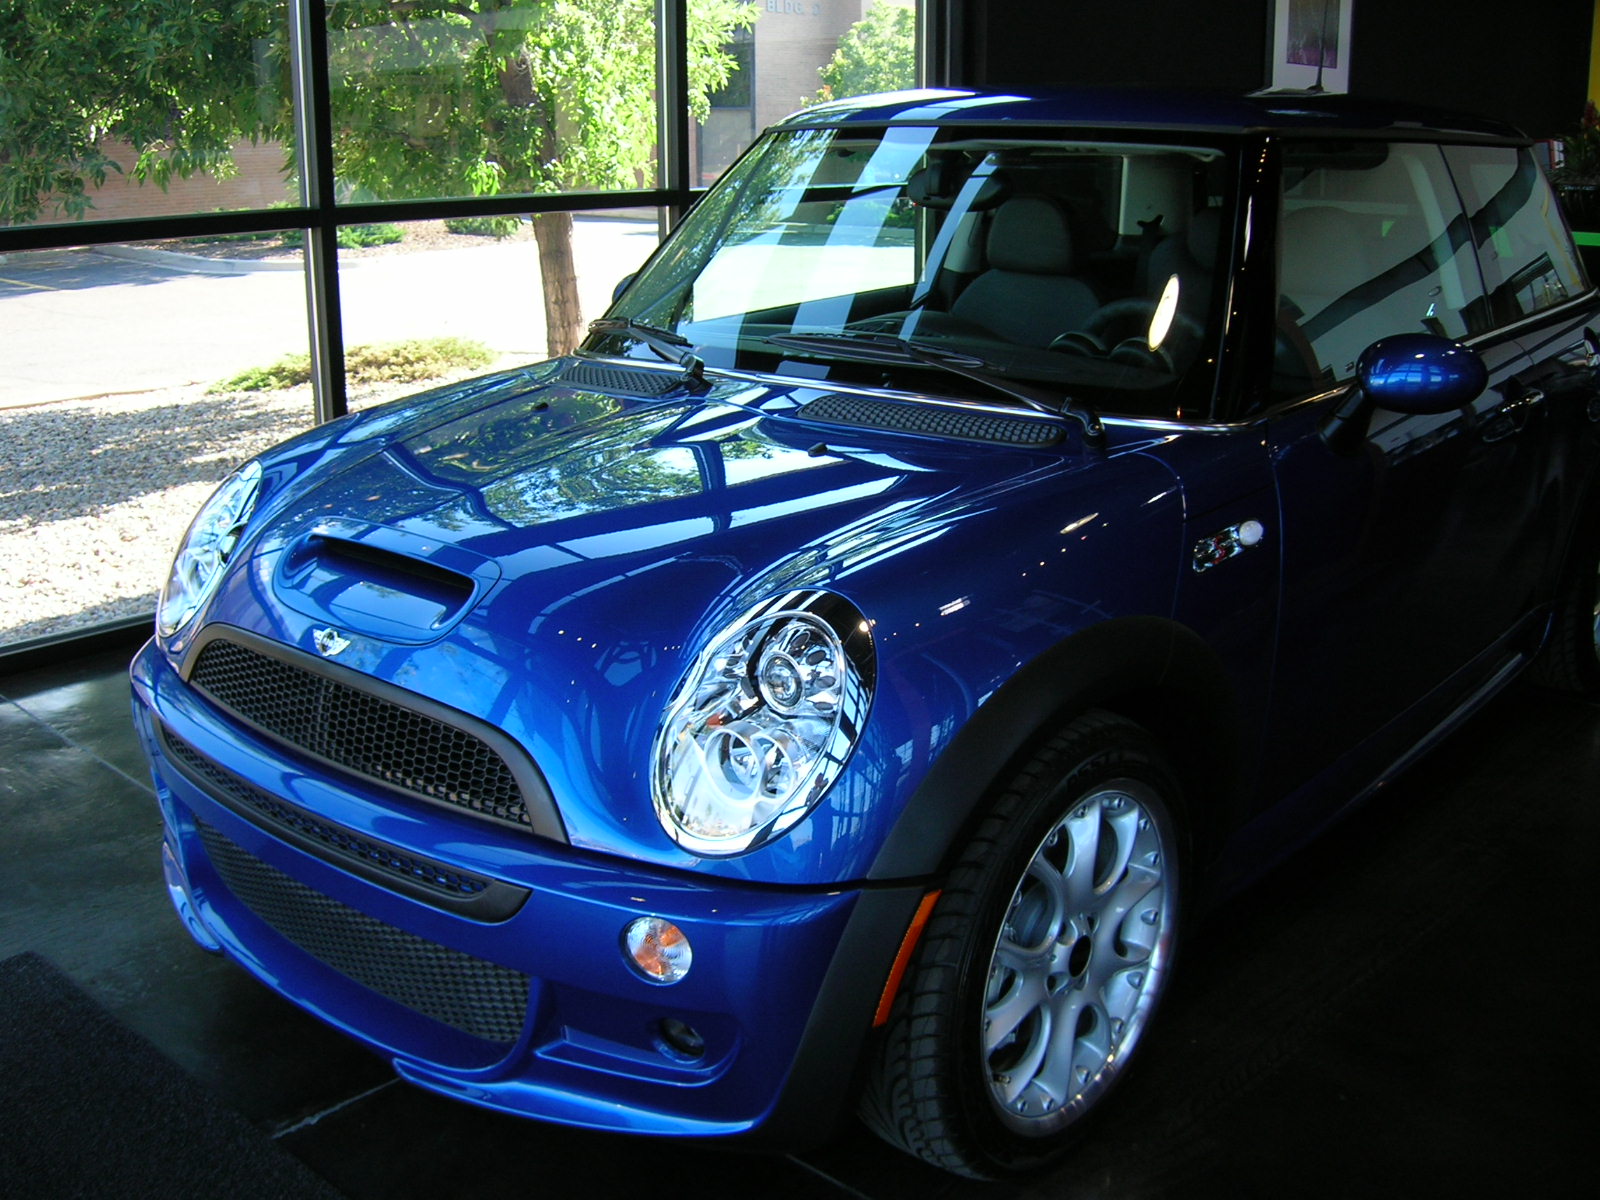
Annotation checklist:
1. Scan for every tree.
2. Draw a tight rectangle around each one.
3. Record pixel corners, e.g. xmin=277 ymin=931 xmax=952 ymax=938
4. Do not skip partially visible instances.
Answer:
xmin=0 ymin=0 xmax=758 ymax=357
xmin=326 ymin=1 xmax=756 ymax=354
xmin=813 ymin=0 xmax=915 ymax=105
xmin=0 ymin=1 xmax=285 ymax=221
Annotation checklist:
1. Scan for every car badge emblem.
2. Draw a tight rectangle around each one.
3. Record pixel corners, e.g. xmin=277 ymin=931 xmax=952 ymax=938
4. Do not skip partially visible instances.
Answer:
xmin=312 ymin=627 xmax=351 ymax=658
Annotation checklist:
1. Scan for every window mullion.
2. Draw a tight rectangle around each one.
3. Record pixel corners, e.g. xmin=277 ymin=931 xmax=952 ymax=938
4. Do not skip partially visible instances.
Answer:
xmin=288 ymin=0 xmax=346 ymax=422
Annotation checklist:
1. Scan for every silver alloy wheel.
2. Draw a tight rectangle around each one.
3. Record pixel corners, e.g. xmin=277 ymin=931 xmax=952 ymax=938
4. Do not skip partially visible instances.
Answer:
xmin=982 ymin=779 xmax=1175 ymax=1132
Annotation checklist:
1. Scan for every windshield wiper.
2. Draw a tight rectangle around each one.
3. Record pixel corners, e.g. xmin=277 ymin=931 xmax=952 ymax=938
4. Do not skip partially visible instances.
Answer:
xmin=764 ymin=332 xmax=1105 ymax=448
xmin=589 ymin=318 xmax=707 ymax=390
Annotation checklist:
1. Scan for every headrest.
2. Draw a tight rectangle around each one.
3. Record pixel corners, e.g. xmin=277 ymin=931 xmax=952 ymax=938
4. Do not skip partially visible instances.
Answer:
xmin=986 ymin=196 xmax=1075 ymax=274
xmin=906 ymin=161 xmax=1007 ymax=211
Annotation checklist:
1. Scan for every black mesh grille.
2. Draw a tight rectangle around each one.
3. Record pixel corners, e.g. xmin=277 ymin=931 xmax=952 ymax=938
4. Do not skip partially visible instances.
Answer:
xmin=161 ymin=726 xmax=497 ymax=904
xmin=189 ymin=638 xmax=530 ymax=829
xmin=198 ymin=821 xmax=530 ymax=1044
xmin=559 ymin=360 xmax=681 ymax=397
xmin=799 ymin=393 xmax=1062 ymax=446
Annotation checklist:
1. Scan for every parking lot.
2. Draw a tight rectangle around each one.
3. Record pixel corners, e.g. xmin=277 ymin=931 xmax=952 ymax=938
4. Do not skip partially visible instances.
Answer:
xmin=0 ymin=216 xmax=661 ymax=410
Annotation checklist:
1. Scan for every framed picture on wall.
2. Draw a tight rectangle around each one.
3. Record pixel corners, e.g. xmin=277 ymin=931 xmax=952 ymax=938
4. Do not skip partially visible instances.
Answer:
xmin=1269 ymin=0 xmax=1352 ymax=93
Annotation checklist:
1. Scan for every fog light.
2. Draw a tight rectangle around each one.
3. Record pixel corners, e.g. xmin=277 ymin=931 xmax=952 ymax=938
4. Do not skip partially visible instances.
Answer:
xmin=656 ymin=1018 xmax=706 ymax=1061
xmin=623 ymin=917 xmax=693 ymax=984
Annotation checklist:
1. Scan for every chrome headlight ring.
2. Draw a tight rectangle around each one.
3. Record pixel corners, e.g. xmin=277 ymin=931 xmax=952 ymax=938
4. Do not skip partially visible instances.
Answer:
xmin=157 ymin=460 xmax=264 ymax=638
xmin=651 ymin=589 xmax=876 ymax=857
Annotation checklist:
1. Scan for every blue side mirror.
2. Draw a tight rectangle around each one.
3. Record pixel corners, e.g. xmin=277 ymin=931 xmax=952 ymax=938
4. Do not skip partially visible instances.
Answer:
xmin=612 ymin=273 xmax=637 ymax=305
xmin=1322 ymin=333 xmax=1489 ymax=452
xmin=1356 ymin=333 xmax=1488 ymax=414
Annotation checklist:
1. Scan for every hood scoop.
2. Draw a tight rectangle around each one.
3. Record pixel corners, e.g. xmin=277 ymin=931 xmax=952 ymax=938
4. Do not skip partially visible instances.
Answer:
xmin=798 ymin=392 xmax=1063 ymax=447
xmin=270 ymin=518 xmax=500 ymax=644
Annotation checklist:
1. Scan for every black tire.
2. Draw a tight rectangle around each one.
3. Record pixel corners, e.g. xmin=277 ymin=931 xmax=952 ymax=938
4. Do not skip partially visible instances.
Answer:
xmin=860 ymin=711 xmax=1185 ymax=1178
xmin=1530 ymin=505 xmax=1600 ymax=697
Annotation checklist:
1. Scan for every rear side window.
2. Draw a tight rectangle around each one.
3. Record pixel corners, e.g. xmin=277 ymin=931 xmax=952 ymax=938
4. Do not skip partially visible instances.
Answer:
xmin=1442 ymin=144 xmax=1588 ymax=325
xmin=1274 ymin=141 xmax=1485 ymax=394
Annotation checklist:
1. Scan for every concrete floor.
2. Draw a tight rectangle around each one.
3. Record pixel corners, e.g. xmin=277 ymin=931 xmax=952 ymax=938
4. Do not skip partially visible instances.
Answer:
xmin=3 ymin=633 xmax=1597 ymax=1198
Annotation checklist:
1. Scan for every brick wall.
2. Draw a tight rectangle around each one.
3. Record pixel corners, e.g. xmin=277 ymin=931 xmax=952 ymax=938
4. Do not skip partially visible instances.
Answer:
xmin=65 ymin=138 xmax=295 ymax=224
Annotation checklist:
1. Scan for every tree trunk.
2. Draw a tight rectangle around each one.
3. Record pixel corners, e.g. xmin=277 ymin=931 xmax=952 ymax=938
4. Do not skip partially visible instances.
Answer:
xmin=532 ymin=210 xmax=583 ymax=358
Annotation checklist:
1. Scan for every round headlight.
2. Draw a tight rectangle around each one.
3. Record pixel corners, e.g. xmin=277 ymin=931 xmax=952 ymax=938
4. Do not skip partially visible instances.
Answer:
xmin=157 ymin=460 xmax=263 ymax=637
xmin=652 ymin=590 xmax=875 ymax=856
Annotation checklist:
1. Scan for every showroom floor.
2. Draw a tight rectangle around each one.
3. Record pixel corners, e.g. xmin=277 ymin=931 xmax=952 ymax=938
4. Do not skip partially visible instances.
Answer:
xmin=2 ymin=635 xmax=1597 ymax=1199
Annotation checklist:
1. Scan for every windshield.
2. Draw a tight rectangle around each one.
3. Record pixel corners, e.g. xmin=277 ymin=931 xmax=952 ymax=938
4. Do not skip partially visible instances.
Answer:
xmin=601 ymin=123 xmax=1235 ymax=420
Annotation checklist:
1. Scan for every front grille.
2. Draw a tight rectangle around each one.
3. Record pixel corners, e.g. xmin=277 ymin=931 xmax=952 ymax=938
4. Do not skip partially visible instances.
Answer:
xmin=189 ymin=637 xmax=530 ymax=829
xmin=160 ymin=726 xmax=527 ymax=921
xmin=198 ymin=821 xmax=530 ymax=1044
xmin=799 ymin=392 xmax=1063 ymax=446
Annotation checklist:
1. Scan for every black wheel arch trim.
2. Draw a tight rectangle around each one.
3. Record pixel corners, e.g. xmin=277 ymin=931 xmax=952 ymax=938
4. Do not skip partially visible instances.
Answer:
xmin=866 ymin=615 xmax=1246 ymax=882
xmin=738 ymin=881 xmax=928 ymax=1149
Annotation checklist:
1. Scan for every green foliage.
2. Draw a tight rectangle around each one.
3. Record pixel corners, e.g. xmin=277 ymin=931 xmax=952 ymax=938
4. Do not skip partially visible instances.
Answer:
xmin=814 ymin=1 xmax=916 ymax=105
xmin=1554 ymin=101 xmax=1600 ymax=187
xmin=0 ymin=0 xmax=285 ymax=223
xmin=212 ymin=336 xmax=495 ymax=392
xmin=323 ymin=0 xmax=758 ymax=203
xmin=345 ymin=336 xmax=495 ymax=383
xmin=211 ymin=354 xmax=312 ymax=394
xmin=339 ymin=221 xmax=405 ymax=248
xmin=445 ymin=215 xmax=523 ymax=239
xmin=276 ymin=222 xmax=404 ymax=249
xmin=1 ymin=0 xmax=758 ymax=222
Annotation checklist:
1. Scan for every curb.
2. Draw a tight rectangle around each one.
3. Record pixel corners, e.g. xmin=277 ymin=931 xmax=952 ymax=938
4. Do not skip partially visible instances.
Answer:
xmin=93 ymin=245 xmax=302 ymax=275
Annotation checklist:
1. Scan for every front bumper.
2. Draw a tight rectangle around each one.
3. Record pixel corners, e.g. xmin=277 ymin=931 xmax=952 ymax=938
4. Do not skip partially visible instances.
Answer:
xmin=131 ymin=639 xmax=921 ymax=1139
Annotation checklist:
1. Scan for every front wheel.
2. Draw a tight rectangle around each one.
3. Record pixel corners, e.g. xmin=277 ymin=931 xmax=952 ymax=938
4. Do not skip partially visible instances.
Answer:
xmin=861 ymin=712 xmax=1184 ymax=1178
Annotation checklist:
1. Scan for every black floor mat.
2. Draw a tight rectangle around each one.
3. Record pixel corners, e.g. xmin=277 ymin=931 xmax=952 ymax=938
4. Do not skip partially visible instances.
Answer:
xmin=0 ymin=952 xmax=343 ymax=1199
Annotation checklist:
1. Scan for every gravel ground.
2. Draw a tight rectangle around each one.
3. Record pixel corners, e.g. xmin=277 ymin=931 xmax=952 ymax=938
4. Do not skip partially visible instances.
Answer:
xmin=3 ymin=219 xmax=574 ymax=647
xmin=0 ymin=364 xmax=514 ymax=646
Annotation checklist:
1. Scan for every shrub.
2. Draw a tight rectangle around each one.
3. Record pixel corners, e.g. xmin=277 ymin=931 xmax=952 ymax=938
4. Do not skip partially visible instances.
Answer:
xmin=445 ymin=215 xmax=522 ymax=239
xmin=212 ymin=336 xmax=495 ymax=393
xmin=277 ymin=222 xmax=406 ymax=250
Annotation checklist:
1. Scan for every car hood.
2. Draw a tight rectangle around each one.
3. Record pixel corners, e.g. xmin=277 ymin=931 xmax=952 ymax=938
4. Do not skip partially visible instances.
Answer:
xmin=188 ymin=362 xmax=1180 ymax=882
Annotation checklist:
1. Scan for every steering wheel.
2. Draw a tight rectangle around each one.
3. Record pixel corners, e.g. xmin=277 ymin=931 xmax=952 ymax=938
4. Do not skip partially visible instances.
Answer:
xmin=1050 ymin=298 xmax=1203 ymax=367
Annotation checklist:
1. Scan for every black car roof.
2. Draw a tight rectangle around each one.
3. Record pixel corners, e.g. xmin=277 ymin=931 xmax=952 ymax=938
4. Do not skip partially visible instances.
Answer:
xmin=776 ymin=86 xmax=1526 ymax=143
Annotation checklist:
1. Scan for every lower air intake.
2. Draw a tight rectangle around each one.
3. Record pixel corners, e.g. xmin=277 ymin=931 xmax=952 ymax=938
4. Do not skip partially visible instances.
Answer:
xmin=198 ymin=821 xmax=530 ymax=1044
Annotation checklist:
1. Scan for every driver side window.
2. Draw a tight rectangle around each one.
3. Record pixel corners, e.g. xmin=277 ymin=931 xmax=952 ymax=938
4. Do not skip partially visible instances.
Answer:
xmin=1273 ymin=141 xmax=1486 ymax=397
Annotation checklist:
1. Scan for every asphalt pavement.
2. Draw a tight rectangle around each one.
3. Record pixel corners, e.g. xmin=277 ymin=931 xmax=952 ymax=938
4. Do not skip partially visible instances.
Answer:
xmin=0 ymin=216 xmax=661 ymax=410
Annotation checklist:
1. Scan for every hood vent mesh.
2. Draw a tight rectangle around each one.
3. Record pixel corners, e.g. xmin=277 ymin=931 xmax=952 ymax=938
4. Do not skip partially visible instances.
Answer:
xmin=799 ymin=393 xmax=1062 ymax=446
xmin=559 ymin=360 xmax=683 ymax=397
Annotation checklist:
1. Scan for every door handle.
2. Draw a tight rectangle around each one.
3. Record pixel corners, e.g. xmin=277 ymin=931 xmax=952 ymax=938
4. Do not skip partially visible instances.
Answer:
xmin=1479 ymin=388 xmax=1544 ymax=442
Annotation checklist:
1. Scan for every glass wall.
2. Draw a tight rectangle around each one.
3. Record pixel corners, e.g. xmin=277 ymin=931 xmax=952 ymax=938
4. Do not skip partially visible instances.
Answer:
xmin=0 ymin=0 xmax=927 ymax=651
xmin=695 ymin=0 xmax=920 ymax=184
xmin=0 ymin=239 xmax=312 ymax=644
xmin=0 ymin=2 xmax=298 ymax=228
xmin=333 ymin=210 xmax=662 ymax=411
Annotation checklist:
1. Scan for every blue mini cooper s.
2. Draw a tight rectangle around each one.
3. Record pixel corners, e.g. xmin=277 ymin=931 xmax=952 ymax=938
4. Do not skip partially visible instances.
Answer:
xmin=131 ymin=88 xmax=1600 ymax=1177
